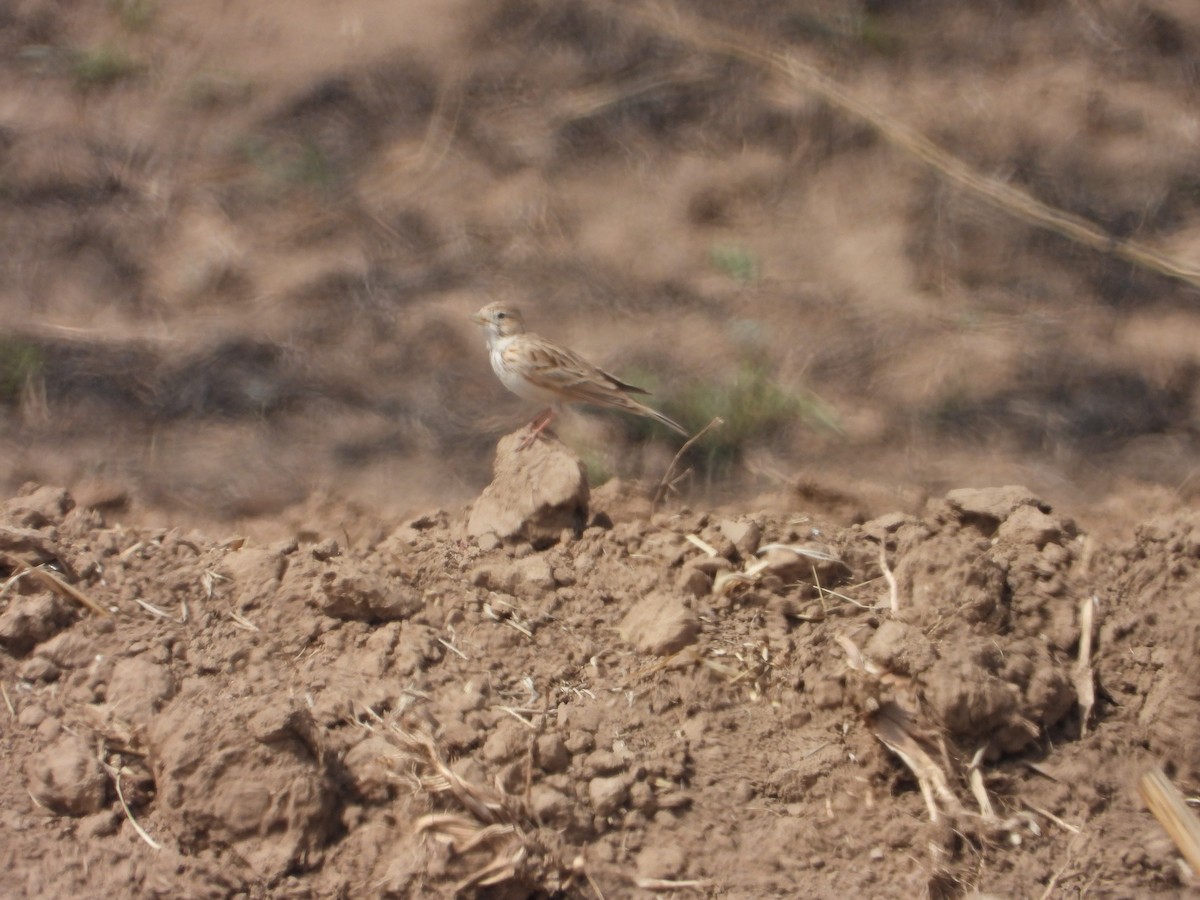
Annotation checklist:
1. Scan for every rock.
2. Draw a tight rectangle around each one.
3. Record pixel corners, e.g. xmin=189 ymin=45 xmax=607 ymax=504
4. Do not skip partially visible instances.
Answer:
xmin=636 ymin=843 xmax=686 ymax=880
xmin=675 ymin=566 xmax=711 ymax=598
xmin=618 ymin=593 xmax=700 ymax=656
xmin=535 ymin=733 xmax=571 ymax=774
xmin=945 ymin=486 xmax=1045 ymax=523
xmin=470 ymin=563 xmax=517 ymax=593
xmin=0 ymin=593 xmax=76 ymax=654
xmin=582 ymin=749 xmax=626 ymax=777
xmin=220 ymin=546 xmax=289 ymax=609
xmin=27 ymin=735 xmax=107 ymax=816
xmin=811 ymin=679 xmax=845 ymax=710
xmin=529 ymin=784 xmax=574 ymax=827
xmin=318 ymin=561 xmax=423 ymax=621
xmin=588 ymin=773 xmax=630 ymax=818
xmin=864 ymin=620 xmax=936 ymax=677
xmin=861 ymin=512 xmax=918 ymax=542
xmin=248 ymin=702 xmax=323 ymax=760
xmin=481 ymin=720 xmax=528 ymax=764
xmin=107 ymin=656 xmax=175 ymax=724
xmin=997 ymin=505 xmax=1066 ymax=548
xmin=758 ymin=543 xmax=845 ymax=585
xmin=18 ymin=704 xmax=47 ymax=727
xmin=4 ymin=485 xmax=75 ymax=527
xmin=310 ymin=539 xmax=340 ymax=561
xmin=629 ymin=780 xmax=658 ymax=815
xmin=17 ymin=656 xmax=60 ymax=682
xmin=590 ymin=478 xmax=643 ymax=522
xmin=923 ymin=659 xmax=1021 ymax=749
xmin=513 ymin=555 xmax=556 ymax=595
xmin=467 ymin=431 xmax=589 ymax=548
xmin=35 ymin=630 xmax=95 ymax=668
xmin=719 ymin=519 xmax=761 ymax=558
xmin=437 ymin=720 xmax=479 ymax=753
xmin=475 ymin=532 xmax=502 ymax=552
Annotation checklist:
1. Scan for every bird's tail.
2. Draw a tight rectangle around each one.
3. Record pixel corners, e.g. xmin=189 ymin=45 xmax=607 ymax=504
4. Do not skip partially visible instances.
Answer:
xmin=641 ymin=403 xmax=688 ymax=437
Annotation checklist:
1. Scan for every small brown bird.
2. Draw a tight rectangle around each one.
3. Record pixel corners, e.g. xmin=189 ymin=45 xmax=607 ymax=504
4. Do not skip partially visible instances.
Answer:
xmin=472 ymin=301 xmax=687 ymax=447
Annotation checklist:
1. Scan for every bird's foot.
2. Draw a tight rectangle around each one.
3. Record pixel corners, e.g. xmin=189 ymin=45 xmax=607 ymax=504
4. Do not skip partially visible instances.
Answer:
xmin=517 ymin=409 xmax=556 ymax=450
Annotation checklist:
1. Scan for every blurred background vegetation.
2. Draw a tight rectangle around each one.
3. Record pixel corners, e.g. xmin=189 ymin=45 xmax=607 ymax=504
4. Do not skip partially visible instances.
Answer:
xmin=1 ymin=0 xmax=1198 ymax=525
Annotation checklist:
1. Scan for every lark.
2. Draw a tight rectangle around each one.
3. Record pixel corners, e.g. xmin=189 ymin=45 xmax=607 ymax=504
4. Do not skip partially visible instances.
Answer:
xmin=472 ymin=301 xmax=687 ymax=447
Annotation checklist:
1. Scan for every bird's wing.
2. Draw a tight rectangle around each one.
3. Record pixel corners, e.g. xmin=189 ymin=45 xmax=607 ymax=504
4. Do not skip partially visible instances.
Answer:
xmin=596 ymin=368 xmax=650 ymax=396
xmin=505 ymin=334 xmax=647 ymax=406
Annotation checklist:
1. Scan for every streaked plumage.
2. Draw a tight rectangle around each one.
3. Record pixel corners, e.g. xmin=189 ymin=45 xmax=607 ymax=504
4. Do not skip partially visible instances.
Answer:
xmin=472 ymin=301 xmax=687 ymax=445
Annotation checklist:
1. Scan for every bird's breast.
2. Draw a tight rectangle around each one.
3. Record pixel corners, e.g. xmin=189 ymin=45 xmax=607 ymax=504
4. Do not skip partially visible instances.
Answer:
xmin=489 ymin=338 xmax=561 ymax=405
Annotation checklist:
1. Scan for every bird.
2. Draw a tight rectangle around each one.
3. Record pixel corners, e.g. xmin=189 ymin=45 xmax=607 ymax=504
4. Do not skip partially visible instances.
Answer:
xmin=472 ymin=301 xmax=688 ymax=448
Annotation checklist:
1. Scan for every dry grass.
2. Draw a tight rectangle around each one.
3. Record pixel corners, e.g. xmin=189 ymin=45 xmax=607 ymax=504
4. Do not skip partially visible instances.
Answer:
xmin=652 ymin=415 xmax=724 ymax=512
xmin=3 ymin=557 xmax=109 ymax=617
xmin=365 ymin=714 xmax=558 ymax=895
xmin=1139 ymin=766 xmax=1200 ymax=878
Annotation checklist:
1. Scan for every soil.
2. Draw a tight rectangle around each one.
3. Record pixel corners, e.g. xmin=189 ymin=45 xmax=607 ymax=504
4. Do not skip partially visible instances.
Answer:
xmin=2 ymin=1 xmax=1200 ymax=898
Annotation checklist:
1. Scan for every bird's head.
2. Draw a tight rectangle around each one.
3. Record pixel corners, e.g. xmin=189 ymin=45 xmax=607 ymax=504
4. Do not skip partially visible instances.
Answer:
xmin=471 ymin=302 xmax=526 ymax=339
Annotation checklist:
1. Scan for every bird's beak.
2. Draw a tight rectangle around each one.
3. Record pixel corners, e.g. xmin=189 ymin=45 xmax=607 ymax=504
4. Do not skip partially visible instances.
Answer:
xmin=470 ymin=311 xmax=487 ymax=325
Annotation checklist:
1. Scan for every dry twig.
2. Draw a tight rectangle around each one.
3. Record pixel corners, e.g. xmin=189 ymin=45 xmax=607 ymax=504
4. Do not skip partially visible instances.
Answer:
xmin=967 ymin=747 xmax=994 ymax=819
xmin=871 ymin=703 xmax=964 ymax=824
xmin=8 ymin=558 xmax=109 ymax=617
xmin=651 ymin=417 xmax=724 ymax=512
xmin=0 ymin=682 xmax=14 ymax=718
xmin=1074 ymin=595 xmax=1097 ymax=737
xmin=1140 ymin=766 xmax=1200 ymax=876
xmin=99 ymin=756 xmax=162 ymax=851
xmin=878 ymin=544 xmax=899 ymax=615
xmin=634 ymin=876 xmax=713 ymax=891
xmin=132 ymin=596 xmax=188 ymax=624
xmin=386 ymin=724 xmax=542 ymax=893
xmin=437 ymin=637 xmax=468 ymax=660
xmin=684 ymin=534 xmax=719 ymax=557
xmin=1021 ymin=799 xmax=1082 ymax=835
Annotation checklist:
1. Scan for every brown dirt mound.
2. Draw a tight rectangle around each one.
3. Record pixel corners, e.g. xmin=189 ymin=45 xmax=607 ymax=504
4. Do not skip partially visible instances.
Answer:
xmin=2 ymin=463 xmax=1198 ymax=897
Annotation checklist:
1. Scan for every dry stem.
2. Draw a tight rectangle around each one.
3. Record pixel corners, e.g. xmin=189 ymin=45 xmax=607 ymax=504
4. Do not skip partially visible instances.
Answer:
xmin=8 ymin=558 xmax=109 ymax=617
xmin=878 ymin=544 xmax=899 ymax=615
xmin=1073 ymin=595 xmax=1097 ymax=737
xmin=651 ymin=416 xmax=724 ymax=512
xmin=1140 ymin=766 xmax=1200 ymax=876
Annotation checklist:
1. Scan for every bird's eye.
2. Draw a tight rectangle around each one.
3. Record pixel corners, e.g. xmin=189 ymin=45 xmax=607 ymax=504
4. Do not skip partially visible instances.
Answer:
xmin=496 ymin=312 xmax=507 ymax=319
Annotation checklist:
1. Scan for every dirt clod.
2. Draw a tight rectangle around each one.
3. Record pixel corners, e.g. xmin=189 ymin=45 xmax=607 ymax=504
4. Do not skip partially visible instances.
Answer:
xmin=148 ymin=689 xmax=333 ymax=879
xmin=106 ymin=656 xmax=175 ymax=723
xmin=618 ymin=591 xmax=700 ymax=655
xmin=6 ymin=469 xmax=1186 ymax=896
xmin=0 ymin=593 xmax=76 ymax=655
xmin=588 ymin=773 xmax=631 ymax=818
xmin=317 ymin=561 xmax=422 ymax=621
xmin=467 ymin=431 xmax=589 ymax=547
xmin=27 ymin=735 xmax=107 ymax=817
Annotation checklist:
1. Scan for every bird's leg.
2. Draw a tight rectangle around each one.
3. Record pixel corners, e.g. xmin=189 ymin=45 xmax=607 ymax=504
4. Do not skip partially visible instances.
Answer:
xmin=518 ymin=408 xmax=557 ymax=450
